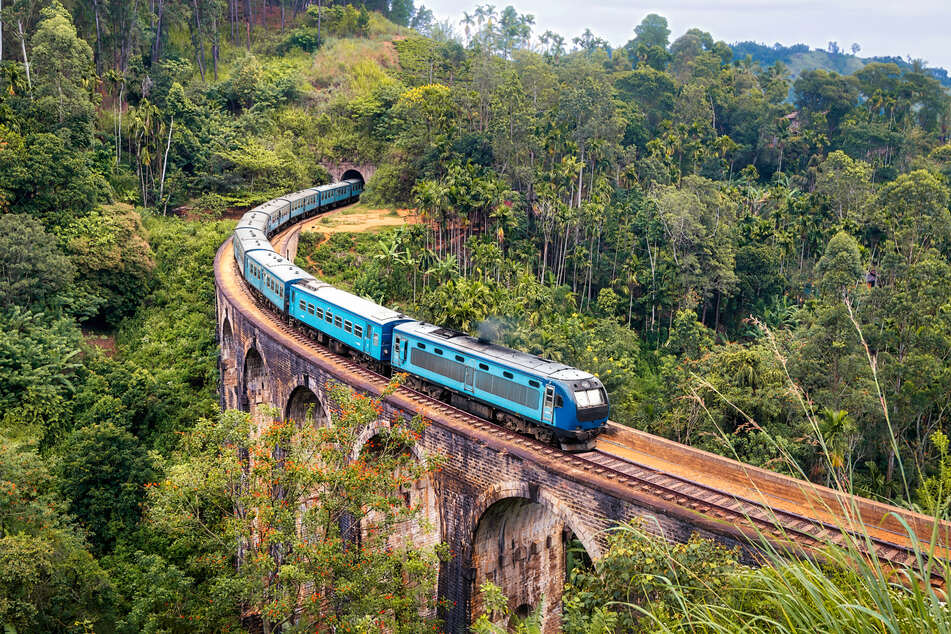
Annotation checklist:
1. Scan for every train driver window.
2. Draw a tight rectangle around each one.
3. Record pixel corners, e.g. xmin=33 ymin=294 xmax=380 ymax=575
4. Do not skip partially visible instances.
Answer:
xmin=555 ymin=395 xmax=564 ymax=408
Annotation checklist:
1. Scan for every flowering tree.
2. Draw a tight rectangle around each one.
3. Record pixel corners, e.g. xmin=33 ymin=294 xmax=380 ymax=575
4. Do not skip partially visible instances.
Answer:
xmin=146 ymin=377 xmax=446 ymax=632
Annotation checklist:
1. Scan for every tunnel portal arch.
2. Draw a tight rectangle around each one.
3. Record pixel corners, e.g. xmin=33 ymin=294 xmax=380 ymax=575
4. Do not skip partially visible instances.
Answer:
xmin=341 ymin=169 xmax=365 ymax=185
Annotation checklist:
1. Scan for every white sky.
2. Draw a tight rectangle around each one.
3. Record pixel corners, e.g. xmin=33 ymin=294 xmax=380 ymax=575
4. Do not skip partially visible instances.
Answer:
xmin=421 ymin=0 xmax=951 ymax=71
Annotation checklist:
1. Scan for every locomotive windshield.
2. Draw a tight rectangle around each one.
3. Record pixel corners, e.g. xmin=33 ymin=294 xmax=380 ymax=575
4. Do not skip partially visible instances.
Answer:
xmin=575 ymin=388 xmax=605 ymax=408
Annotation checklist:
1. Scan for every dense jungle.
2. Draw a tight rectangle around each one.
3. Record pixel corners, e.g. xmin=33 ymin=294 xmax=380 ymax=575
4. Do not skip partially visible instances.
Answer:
xmin=1 ymin=0 xmax=951 ymax=630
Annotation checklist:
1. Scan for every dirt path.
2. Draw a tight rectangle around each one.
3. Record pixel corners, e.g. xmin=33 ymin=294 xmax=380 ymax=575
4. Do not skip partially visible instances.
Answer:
xmin=302 ymin=205 xmax=418 ymax=244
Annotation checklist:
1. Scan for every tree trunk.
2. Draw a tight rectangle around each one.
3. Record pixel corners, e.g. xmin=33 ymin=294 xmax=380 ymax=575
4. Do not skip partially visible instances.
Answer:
xmin=17 ymin=21 xmax=31 ymax=99
xmin=211 ymin=12 xmax=219 ymax=80
xmin=192 ymin=0 xmax=206 ymax=81
xmin=159 ymin=117 xmax=173 ymax=214
xmin=152 ymin=0 xmax=165 ymax=64
xmin=246 ymin=0 xmax=252 ymax=49
xmin=92 ymin=0 xmax=104 ymax=75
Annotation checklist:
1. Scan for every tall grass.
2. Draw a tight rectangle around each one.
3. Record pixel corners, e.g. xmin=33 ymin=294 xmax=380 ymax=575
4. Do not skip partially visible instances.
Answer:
xmin=575 ymin=305 xmax=951 ymax=632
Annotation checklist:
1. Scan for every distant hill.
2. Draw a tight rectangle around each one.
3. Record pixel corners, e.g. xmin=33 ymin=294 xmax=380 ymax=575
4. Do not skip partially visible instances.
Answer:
xmin=731 ymin=41 xmax=951 ymax=88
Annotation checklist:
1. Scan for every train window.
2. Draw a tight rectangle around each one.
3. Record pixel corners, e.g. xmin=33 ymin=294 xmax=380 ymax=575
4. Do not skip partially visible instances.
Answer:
xmin=344 ymin=320 xmax=352 ymax=334
xmin=299 ymin=300 xmax=306 ymax=311
xmin=325 ymin=311 xmax=332 ymax=323
xmin=434 ymin=348 xmax=443 ymax=355
xmin=373 ymin=332 xmax=379 ymax=345
xmin=574 ymin=389 xmax=604 ymax=407
xmin=555 ymin=395 xmax=564 ymax=408
xmin=334 ymin=316 xmax=342 ymax=328
xmin=528 ymin=380 xmax=540 ymax=388
xmin=479 ymin=363 xmax=489 ymax=371
xmin=308 ymin=303 xmax=315 ymax=315
xmin=455 ymin=355 xmax=465 ymax=362
xmin=503 ymin=371 xmax=514 ymax=379
xmin=354 ymin=325 xmax=363 ymax=338
xmin=417 ymin=342 xmax=425 ymax=349
xmin=315 ymin=307 xmax=323 ymax=319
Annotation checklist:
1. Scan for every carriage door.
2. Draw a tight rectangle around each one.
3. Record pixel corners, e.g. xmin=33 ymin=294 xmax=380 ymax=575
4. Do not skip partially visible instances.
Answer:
xmin=364 ymin=327 xmax=372 ymax=353
xmin=464 ymin=366 xmax=474 ymax=393
xmin=542 ymin=385 xmax=555 ymax=424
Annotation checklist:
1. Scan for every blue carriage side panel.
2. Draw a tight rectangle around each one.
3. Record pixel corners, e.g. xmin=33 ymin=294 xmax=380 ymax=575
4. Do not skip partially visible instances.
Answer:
xmin=390 ymin=323 xmax=546 ymax=423
xmin=245 ymin=250 xmax=313 ymax=311
xmin=289 ymin=281 xmax=412 ymax=361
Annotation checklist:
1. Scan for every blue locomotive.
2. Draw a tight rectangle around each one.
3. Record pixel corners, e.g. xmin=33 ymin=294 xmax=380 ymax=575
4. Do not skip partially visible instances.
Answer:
xmin=230 ymin=176 xmax=609 ymax=449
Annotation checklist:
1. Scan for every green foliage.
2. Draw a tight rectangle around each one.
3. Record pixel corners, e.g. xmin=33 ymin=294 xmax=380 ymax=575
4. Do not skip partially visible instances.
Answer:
xmin=563 ymin=522 xmax=740 ymax=632
xmin=116 ymin=216 xmax=230 ymax=450
xmin=0 ymin=309 xmax=82 ymax=445
xmin=0 ymin=214 xmax=75 ymax=313
xmin=145 ymin=380 xmax=445 ymax=631
xmin=56 ymin=422 xmax=159 ymax=554
xmin=0 ymin=436 xmax=114 ymax=632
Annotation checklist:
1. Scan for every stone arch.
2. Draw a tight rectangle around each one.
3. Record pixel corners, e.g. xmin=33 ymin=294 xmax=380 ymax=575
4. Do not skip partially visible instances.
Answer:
xmin=468 ymin=482 xmax=599 ymax=632
xmin=220 ymin=317 xmax=238 ymax=407
xmin=341 ymin=168 xmax=365 ymax=186
xmin=468 ymin=482 xmax=600 ymax=561
xmin=241 ymin=345 xmax=269 ymax=411
xmin=354 ymin=426 xmax=442 ymax=557
xmin=284 ymin=385 xmax=327 ymax=427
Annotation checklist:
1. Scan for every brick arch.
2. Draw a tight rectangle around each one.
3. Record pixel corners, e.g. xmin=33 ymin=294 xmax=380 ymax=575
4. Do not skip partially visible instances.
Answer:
xmin=467 ymin=482 xmax=602 ymax=632
xmin=241 ymin=343 xmax=270 ymax=411
xmin=468 ymin=482 xmax=601 ymax=560
xmin=220 ymin=317 xmax=238 ymax=406
xmin=284 ymin=384 xmax=328 ymax=427
xmin=352 ymin=422 xmax=443 ymax=572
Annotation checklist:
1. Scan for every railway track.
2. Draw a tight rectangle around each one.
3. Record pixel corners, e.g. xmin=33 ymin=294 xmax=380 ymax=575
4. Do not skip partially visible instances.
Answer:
xmin=219 ymin=212 xmax=950 ymax=584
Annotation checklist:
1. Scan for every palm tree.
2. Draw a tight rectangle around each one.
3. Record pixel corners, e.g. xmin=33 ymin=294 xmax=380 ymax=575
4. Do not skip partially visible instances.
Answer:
xmin=461 ymin=11 xmax=474 ymax=42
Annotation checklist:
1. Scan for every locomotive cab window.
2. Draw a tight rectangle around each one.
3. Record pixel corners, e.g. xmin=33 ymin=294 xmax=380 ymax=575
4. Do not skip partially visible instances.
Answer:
xmin=575 ymin=388 xmax=605 ymax=408
xmin=555 ymin=395 xmax=564 ymax=407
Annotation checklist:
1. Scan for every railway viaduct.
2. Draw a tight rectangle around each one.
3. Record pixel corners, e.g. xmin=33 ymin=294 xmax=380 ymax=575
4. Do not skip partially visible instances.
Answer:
xmin=216 ymin=185 xmax=948 ymax=632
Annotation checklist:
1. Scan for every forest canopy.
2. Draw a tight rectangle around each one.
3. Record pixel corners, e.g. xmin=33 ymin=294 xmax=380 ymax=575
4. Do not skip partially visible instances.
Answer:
xmin=0 ymin=1 xmax=950 ymax=631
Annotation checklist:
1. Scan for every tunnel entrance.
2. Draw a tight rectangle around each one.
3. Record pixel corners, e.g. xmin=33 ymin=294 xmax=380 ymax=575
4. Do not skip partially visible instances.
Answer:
xmin=341 ymin=169 xmax=365 ymax=186
xmin=284 ymin=385 xmax=326 ymax=427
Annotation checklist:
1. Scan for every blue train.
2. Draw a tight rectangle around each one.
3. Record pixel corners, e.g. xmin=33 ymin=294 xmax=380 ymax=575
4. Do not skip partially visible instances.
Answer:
xmin=231 ymin=177 xmax=609 ymax=449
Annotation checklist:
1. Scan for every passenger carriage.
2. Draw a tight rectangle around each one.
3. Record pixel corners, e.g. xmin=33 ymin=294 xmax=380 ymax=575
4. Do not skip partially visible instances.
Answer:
xmin=232 ymin=227 xmax=271 ymax=266
xmin=289 ymin=280 xmax=413 ymax=363
xmin=244 ymin=249 xmax=314 ymax=311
